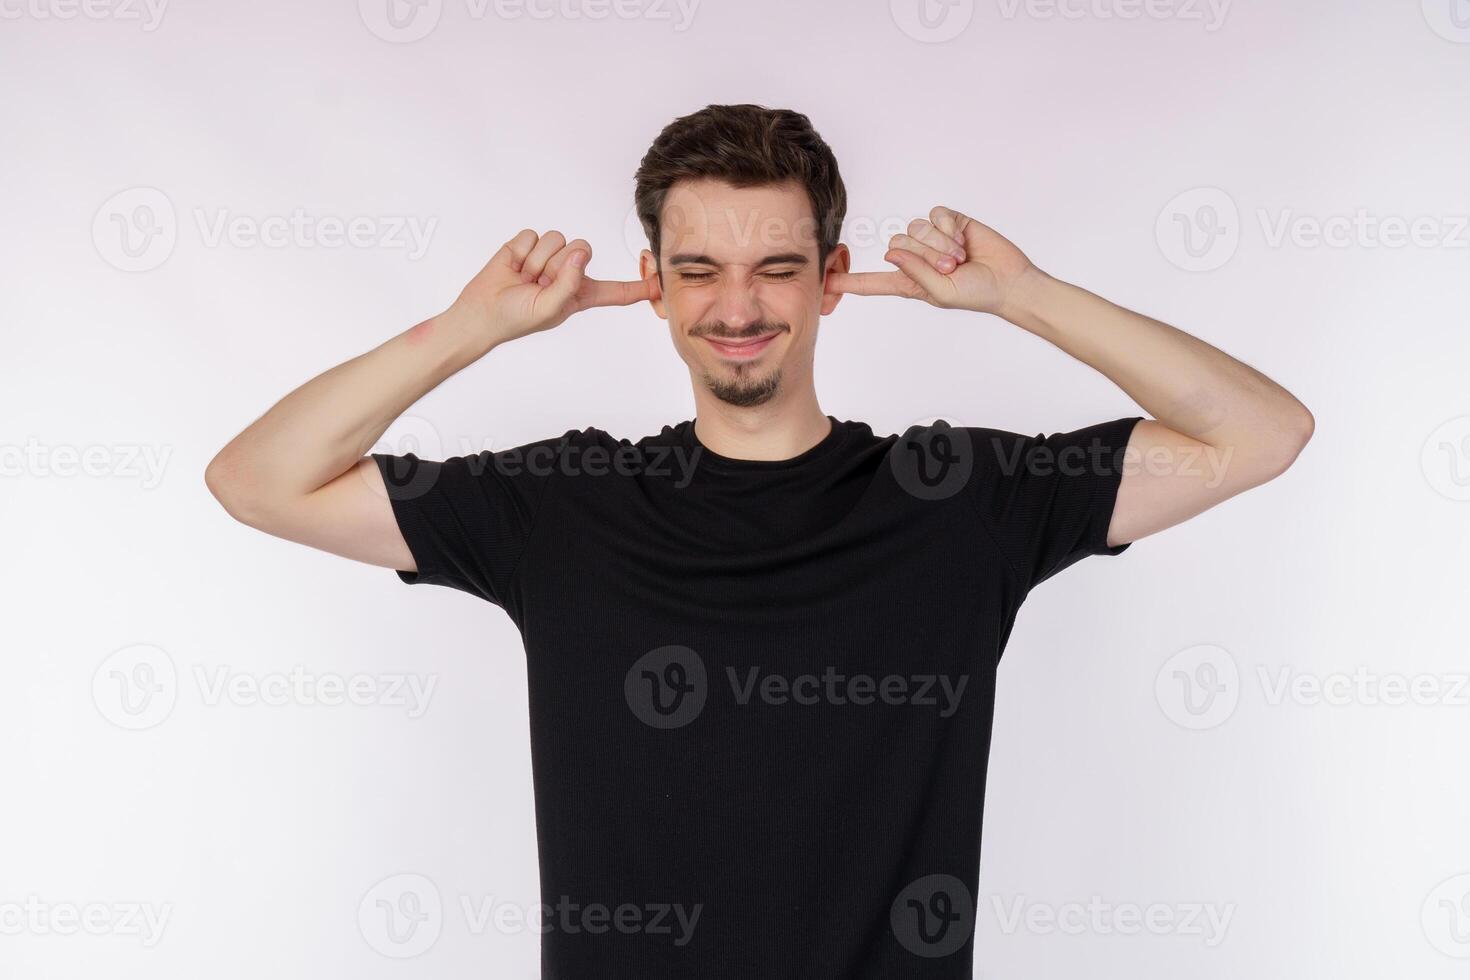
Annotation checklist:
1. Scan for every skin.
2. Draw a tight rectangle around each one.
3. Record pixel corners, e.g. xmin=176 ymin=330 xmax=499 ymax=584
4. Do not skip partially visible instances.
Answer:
xmin=204 ymin=177 xmax=1313 ymax=568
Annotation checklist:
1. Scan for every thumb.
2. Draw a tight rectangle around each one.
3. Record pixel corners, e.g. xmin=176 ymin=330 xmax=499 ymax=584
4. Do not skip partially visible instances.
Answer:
xmin=539 ymin=247 xmax=589 ymax=311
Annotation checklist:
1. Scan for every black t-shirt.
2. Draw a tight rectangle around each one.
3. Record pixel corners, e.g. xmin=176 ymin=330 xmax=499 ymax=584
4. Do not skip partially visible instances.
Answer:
xmin=372 ymin=414 xmax=1141 ymax=979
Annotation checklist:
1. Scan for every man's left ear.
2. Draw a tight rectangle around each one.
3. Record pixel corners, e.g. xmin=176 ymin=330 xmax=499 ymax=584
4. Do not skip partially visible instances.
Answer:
xmin=819 ymin=244 xmax=850 ymax=316
xmin=639 ymin=248 xmax=667 ymax=320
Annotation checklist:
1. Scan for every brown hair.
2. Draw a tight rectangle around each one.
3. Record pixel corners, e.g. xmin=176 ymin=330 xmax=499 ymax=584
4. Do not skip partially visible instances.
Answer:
xmin=633 ymin=104 xmax=847 ymax=281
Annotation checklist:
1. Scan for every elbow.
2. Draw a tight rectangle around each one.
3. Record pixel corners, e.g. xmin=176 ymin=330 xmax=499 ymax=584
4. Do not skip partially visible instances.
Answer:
xmin=205 ymin=451 xmax=268 ymax=528
xmin=1255 ymin=403 xmax=1315 ymax=483
xmin=1293 ymin=403 xmax=1316 ymax=449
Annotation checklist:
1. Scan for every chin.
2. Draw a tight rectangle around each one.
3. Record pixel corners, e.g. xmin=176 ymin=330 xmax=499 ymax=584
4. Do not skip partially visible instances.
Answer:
xmin=703 ymin=366 xmax=782 ymax=408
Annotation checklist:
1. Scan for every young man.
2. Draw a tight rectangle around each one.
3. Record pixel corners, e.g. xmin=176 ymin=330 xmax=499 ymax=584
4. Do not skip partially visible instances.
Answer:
xmin=206 ymin=104 xmax=1312 ymax=977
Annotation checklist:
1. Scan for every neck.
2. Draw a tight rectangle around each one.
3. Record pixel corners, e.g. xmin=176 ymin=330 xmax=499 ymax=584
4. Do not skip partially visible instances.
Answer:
xmin=690 ymin=383 xmax=830 ymax=462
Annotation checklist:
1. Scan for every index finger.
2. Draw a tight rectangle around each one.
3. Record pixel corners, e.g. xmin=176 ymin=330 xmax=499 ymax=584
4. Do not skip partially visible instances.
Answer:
xmin=582 ymin=276 xmax=655 ymax=308
xmin=824 ymin=270 xmax=911 ymax=297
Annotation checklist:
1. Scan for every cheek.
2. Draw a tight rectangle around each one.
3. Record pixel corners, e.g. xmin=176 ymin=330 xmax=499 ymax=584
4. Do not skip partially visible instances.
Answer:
xmin=760 ymin=285 xmax=816 ymax=329
xmin=667 ymin=293 xmax=717 ymax=344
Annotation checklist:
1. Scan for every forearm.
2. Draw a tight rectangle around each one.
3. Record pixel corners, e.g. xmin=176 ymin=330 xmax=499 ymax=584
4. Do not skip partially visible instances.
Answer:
xmin=205 ymin=303 xmax=492 ymax=513
xmin=1000 ymin=269 xmax=1314 ymax=469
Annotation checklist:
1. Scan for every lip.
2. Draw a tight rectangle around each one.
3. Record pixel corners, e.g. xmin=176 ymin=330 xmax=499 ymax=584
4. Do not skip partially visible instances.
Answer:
xmin=702 ymin=332 xmax=780 ymax=360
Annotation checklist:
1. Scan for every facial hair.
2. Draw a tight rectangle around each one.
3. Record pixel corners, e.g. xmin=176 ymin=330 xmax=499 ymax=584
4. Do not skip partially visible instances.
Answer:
xmin=703 ymin=367 xmax=782 ymax=407
xmin=691 ymin=319 xmax=788 ymax=408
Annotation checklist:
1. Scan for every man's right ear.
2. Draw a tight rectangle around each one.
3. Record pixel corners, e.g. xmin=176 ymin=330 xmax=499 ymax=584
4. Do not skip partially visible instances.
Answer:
xmin=639 ymin=249 xmax=667 ymax=319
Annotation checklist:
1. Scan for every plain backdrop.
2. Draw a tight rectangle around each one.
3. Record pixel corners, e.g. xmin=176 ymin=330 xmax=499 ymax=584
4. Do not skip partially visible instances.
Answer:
xmin=4 ymin=0 xmax=1469 ymax=977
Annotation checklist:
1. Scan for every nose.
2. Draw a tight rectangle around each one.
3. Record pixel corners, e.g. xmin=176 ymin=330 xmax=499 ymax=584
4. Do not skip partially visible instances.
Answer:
xmin=707 ymin=276 xmax=764 ymax=333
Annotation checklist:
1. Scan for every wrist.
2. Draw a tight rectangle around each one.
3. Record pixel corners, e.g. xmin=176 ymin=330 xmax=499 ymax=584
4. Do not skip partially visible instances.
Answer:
xmin=997 ymin=265 xmax=1057 ymax=333
xmin=410 ymin=302 xmax=502 ymax=378
xmin=441 ymin=299 xmax=507 ymax=357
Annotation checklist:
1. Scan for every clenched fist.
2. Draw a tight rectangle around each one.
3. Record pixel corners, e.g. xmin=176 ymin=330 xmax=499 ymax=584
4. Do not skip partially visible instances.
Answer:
xmin=825 ymin=206 xmax=1039 ymax=319
xmin=452 ymin=228 xmax=655 ymax=347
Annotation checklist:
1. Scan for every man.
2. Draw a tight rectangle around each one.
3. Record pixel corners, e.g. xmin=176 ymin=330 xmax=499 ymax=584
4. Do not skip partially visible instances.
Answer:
xmin=205 ymin=104 xmax=1312 ymax=977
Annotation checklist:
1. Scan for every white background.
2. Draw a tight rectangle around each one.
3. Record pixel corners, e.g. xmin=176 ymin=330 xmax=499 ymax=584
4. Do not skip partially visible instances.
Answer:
xmin=3 ymin=0 xmax=1469 ymax=976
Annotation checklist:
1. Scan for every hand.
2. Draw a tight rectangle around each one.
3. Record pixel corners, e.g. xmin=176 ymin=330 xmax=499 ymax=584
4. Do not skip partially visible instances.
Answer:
xmin=826 ymin=206 xmax=1038 ymax=318
xmin=451 ymin=228 xmax=654 ymax=346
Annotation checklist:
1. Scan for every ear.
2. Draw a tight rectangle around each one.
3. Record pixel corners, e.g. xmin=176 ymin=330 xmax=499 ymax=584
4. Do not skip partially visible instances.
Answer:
xmin=639 ymin=249 xmax=667 ymax=320
xmin=819 ymin=243 xmax=851 ymax=316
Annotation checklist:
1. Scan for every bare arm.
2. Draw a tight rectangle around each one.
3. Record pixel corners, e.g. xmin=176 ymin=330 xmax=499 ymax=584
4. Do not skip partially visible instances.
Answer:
xmin=827 ymin=205 xmax=1314 ymax=547
xmin=998 ymin=269 xmax=1314 ymax=547
xmin=204 ymin=229 xmax=652 ymax=568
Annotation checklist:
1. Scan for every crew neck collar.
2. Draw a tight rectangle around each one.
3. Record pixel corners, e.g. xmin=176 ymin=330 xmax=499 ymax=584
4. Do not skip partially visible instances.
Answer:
xmin=682 ymin=415 xmax=848 ymax=470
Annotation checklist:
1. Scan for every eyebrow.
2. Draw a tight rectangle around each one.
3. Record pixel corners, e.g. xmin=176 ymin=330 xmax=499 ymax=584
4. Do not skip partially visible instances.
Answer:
xmin=667 ymin=252 xmax=810 ymax=269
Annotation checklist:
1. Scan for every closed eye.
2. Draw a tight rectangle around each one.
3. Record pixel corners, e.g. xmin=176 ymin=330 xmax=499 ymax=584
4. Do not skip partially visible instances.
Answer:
xmin=677 ymin=270 xmax=800 ymax=282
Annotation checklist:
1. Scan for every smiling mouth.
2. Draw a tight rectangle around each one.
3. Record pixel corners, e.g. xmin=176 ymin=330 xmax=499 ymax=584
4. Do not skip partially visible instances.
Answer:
xmin=702 ymin=332 xmax=780 ymax=360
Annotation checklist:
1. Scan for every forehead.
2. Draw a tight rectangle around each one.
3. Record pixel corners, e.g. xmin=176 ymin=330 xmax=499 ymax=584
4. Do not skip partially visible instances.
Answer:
xmin=658 ymin=177 xmax=819 ymax=262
